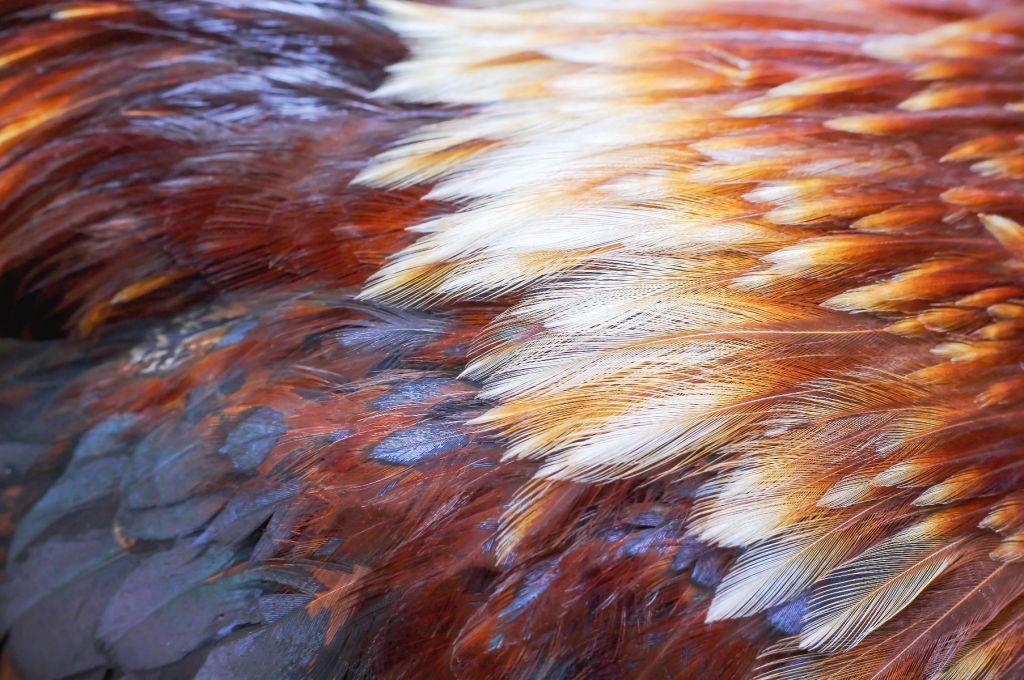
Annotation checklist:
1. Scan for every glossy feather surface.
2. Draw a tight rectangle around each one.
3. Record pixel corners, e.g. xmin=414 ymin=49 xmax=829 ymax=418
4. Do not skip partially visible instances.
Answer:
xmin=2 ymin=1 xmax=1024 ymax=679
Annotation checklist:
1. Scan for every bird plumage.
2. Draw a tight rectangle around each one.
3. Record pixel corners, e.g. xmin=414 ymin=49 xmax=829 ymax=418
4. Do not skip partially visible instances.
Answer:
xmin=2 ymin=1 xmax=1024 ymax=678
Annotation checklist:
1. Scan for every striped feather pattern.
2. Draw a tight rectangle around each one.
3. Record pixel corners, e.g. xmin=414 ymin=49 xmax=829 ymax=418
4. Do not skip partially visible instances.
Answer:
xmin=358 ymin=1 xmax=1024 ymax=677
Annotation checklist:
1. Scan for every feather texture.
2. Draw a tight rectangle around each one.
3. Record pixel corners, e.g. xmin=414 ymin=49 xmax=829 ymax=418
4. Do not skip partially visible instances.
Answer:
xmin=355 ymin=1 xmax=1024 ymax=677
xmin=2 ymin=0 xmax=1024 ymax=678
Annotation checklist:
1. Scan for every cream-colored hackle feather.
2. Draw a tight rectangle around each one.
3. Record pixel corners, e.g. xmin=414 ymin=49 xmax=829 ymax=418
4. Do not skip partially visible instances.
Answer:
xmin=359 ymin=1 xmax=1024 ymax=677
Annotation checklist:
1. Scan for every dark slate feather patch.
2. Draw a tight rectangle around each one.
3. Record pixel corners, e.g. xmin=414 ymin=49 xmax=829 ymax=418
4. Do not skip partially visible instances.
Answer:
xmin=767 ymin=594 xmax=809 ymax=636
xmin=373 ymin=377 xmax=454 ymax=409
xmin=691 ymin=552 xmax=727 ymax=589
xmin=671 ymin=538 xmax=706 ymax=573
xmin=11 ymin=456 xmax=129 ymax=560
xmin=215 ymin=319 xmax=258 ymax=348
xmin=71 ymin=414 xmax=139 ymax=461
xmin=219 ymin=407 xmax=287 ymax=473
xmin=115 ymin=491 xmax=231 ymax=542
xmin=96 ymin=543 xmax=261 ymax=671
xmin=195 ymin=609 xmax=329 ymax=680
xmin=369 ymin=421 xmax=468 ymax=466
xmin=198 ymin=478 xmax=302 ymax=547
xmin=0 ymin=442 xmax=48 ymax=480
xmin=5 ymin=542 xmax=139 ymax=680
xmin=125 ymin=426 xmax=223 ymax=509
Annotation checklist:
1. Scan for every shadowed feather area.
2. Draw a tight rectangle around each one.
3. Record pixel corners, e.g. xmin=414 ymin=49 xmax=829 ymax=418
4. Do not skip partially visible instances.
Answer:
xmin=2 ymin=1 xmax=1024 ymax=678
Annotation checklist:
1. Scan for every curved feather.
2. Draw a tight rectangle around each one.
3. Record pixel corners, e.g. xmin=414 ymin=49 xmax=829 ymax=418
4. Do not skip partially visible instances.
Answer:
xmin=4 ymin=0 xmax=1024 ymax=678
xmin=799 ymin=515 xmax=970 ymax=653
xmin=708 ymin=499 xmax=895 ymax=621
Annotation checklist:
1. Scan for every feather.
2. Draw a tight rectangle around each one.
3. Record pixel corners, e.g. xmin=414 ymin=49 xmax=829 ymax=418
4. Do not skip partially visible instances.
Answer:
xmin=708 ymin=499 xmax=897 ymax=621
xmin=936 ymin=594 xmax=1024 ymax=680
xmin=799 ymin=512 xmax=975 ymax=653
xmin=5 ymin=0 xmax=1024 ymax=677
xmin=95 ymin=543 xmax=261 ymax=670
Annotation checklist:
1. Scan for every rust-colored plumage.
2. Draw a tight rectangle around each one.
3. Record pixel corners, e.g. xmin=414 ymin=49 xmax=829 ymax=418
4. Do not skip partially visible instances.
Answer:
xmin=2 ymin=1 xmax=1024 ymax=678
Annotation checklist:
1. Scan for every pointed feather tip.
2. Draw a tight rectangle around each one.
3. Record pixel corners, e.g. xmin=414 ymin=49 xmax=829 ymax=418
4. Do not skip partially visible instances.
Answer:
xmin=979 ymin=213 xmax=1024 ymax=260
xmin=355 ymin=275 xmax=400 ymax=303
xmin=731 ymin=272 xmax=778 ymax=290
xmin=367 ymin=0 xmax=428 ymax=21
xmin=372 ymin=76 xmax=425 ymax=102
xmin=978 ymin=501 xmax=1024 ymax=536
xmin=872 ymin=460 xmax=927 ymax=488
xmin=990 ymin=540 xmax=1024 ymax=563
xmin=825 ymin=114 xmax=896 ymax=135
xmin=817 ymin=475 xmax=875 ymax=509
xmin=898 ymin=92 xmax=938 ymax=112
xmin=351 ymin=144 xmax=436 ymax=188
xmin=52 ymin=3 xmax=132 ymax=20
xmin=727 ymin=96 xmax=812 ymax=118
xmin=705 ymin=589 xmax=745 ymax=623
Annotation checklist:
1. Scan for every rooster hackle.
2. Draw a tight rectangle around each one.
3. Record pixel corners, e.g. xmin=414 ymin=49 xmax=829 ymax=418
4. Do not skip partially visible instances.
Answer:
xmin=2 ymin=1 xmax=1024 ymax=679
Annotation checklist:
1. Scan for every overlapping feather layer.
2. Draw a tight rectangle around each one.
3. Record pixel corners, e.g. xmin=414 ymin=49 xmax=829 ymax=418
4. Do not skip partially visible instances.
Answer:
xmin=359 ymin=2 xmax=1024 ymax=677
